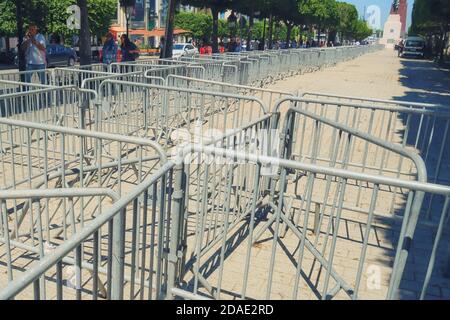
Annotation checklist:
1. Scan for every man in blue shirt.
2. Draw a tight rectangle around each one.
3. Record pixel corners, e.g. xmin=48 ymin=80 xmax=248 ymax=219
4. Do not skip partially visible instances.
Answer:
xmin=21 ymin=24 xmax=47 ymax=84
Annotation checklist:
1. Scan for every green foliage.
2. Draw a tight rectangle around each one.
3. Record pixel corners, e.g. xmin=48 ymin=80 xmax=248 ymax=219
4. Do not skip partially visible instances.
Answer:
xmin=335 ymin=2 xmax=358 ymax=40
xmin=88 ymin=0 xmax=118 ymax=37
xmin=299 ymin=0 xmax=338 ymax=28
xmin=181 ymin=0 xmax=235 ymax=12
xmin=410 ymin=0 xmax=450 ymax=61
xmin=0 ymin=0 xmax=16 ymax=37
xmin=175 ymin=11 xmax=213 ymax=42
xmin=411 ymin=0 xmax=450 ymax=34
xmin=0 ymin=0 xmax=117 ymax=43
xmin=353 ymin=19 xmax=372 ymax=41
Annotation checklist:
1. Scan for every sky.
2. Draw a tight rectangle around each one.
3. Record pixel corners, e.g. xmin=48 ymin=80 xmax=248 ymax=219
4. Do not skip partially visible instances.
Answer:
xmin=344 ymin=0 xmax=414 ymax=30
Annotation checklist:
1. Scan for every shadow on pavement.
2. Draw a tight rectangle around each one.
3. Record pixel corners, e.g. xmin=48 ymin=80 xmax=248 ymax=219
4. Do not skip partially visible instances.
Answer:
xmin=388 ymin=57 xmax=450 ymax=300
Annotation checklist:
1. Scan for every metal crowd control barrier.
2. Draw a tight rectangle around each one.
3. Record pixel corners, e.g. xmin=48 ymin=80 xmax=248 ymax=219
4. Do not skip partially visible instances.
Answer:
xmin=94 ymin=80 xmax=268 ymax=148
xmin=1 ymin=142 xmax=449 ymax=300
xmin=0 ymin=68 xmax=114 ymax=87
xmin=0 ymin=117 xmax=167 ymax=299
xmin=290 ymin=94 xmax=450 ymax=224
xmin=165 ymin=75 xmax=294 ymax=113
xmin=4 ymin=43 xmax=448 ymax=301
xmin=0 ymin=81 xmax=95 ymax=127
xmin=143 ymin=65 xmax=206 ymax=81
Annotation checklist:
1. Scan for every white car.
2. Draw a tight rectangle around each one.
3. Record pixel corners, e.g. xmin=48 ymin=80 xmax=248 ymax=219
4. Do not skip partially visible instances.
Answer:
xmin=172 ymin=43 xmax=198 ymax=58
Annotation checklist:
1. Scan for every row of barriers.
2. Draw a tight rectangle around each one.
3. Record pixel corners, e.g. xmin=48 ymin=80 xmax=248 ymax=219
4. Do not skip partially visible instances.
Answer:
xmin=1 ymin=44 xmax=450 ymax=300
xmin=0 ymin=44 xmax=384 ymax=89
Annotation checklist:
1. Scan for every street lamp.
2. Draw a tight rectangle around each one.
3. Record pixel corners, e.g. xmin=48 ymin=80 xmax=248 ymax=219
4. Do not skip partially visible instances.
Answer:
xmin=120 ymin=0 xmax=136 ymax=37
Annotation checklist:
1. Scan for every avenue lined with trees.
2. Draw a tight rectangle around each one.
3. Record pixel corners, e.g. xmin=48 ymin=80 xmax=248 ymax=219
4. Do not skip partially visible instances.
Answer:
xmin=0 ymin=0 xmax=373 ymax=64
xmin=173 ymin=0 xmax=372 ymax=55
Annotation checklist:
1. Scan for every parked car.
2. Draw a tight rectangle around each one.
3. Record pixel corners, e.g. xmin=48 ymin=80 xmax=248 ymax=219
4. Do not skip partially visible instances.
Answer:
xmin=172 ymin=43 xmax=198 ymax=58
xmin=0 ymin=49 xmax=16 ymax=64
xmin=14 ymin=44 xmax=78 ymax=67
xmin=46 ymin=44 xmax=78 ymax=67
xmin=400 ymin=36 xmax=425 ymax=59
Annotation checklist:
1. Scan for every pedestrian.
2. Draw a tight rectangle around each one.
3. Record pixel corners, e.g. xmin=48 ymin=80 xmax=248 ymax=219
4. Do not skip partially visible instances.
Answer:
xmin=206 ymin=43 xmax=213 ymax=55
xmin=227 ymin=38 xmax=237 ymax=53
xmin=159 ymin=37 xmax=165 ymax=58
xmin=120 ymin=34 xmax=140 ymax=62
xmin=219 ymin=42 xmax=225 ymax=54
xmin=21 ymin=24 xmax=47 ymax=84
xmin=258 ymin=39 xmax=265 ymax=51
xmin=199 ymin=43 xmax=207 ymax=55
xmin=102 ymin=32 xmax=118 ymax=65
xmin=235 ymin=39 xmax=242 ymax=52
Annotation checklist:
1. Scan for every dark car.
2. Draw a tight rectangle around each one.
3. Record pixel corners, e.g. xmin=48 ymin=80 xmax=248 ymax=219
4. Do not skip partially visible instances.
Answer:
xmin=46 ymin=44 xmax=78 ymax=67
xmin=14 ymin=44 xmax=78 ymax=67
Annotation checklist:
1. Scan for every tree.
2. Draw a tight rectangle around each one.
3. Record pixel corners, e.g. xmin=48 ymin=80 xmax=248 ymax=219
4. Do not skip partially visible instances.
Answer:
xmin=269 ymin=0 xmax=304 ymax=47
xmin=335 ymin=2 xmax=359 ymax=43
xmin=77 ymin=0 xmax=91 ymax=65
xmin=181 ymin=0 xmax=235 ymax=53
xmin=88 ymin=0 xmax=117 ymax=38
xmin=353 ymin=19 xmax=372 ymax=41
xmin=0 ymin=0 xmax=17 ymax=38
xmin=411 ymin=0 xmax=450 ymax=62
xmin=161 ymin=0 xmax=176 ymax=58
xmin=175 ymin=11 xmax=213 ymax=43
xmin=299 ymin=0 xmax=338 ymax=43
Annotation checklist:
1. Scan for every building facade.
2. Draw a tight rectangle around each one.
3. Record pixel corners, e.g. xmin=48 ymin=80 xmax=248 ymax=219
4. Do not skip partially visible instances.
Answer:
xmin=114 ymin=0 xmax=201 ymax=47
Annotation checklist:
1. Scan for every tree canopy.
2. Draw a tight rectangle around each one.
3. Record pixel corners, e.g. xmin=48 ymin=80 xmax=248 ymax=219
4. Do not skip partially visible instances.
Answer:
xmin=0 ymin=0 xmax=116 ymax=42
xmin=178 ymin=0 xmax=372 ymax=50
xmin=410 ymin=0 xmax=450 ymax=61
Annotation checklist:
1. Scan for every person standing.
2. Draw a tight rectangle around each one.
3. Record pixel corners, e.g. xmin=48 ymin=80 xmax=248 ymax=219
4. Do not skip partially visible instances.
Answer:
xmin=120 ymin=34 xmax=140 ymax=62
xmin=102 ymin=33 xmax=118 ymax=65
xmin=21 ymin=24 xmax=47 ymax=84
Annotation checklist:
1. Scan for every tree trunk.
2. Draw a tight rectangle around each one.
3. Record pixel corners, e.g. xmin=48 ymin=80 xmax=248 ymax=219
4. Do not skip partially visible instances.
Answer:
xmin=317 ymin=25 xmax=321 ymax=46
xmin=286 ymin=22 xmax=292 ymax=48
xmin=15 ymin=0 xmax=26 ymax=72
xmin=77 ymin=0 xmax=92 ymax=66
xmin=261 ymin=18 xmax=266 ymax=50
xmin=162 ymin=0 xmax=176 ymax=58
xmin=211 ymin=7 xmax=219 ymax=54
xmin=246 ymin=5 xmax=255 ymax=52
xmin=268 ymin=14 xmax=273 ymax=49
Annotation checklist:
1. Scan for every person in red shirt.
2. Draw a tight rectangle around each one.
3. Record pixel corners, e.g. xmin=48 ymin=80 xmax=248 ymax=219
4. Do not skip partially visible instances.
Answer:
xmin=219 ymin=42 xmax=225 ymax=54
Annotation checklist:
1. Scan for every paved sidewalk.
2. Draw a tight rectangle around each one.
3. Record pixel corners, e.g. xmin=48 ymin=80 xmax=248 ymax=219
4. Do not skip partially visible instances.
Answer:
xmin=270 ymin=49 xmax=450 ymax=106
xmin=265 ymin=49 xmax=450 ymax=300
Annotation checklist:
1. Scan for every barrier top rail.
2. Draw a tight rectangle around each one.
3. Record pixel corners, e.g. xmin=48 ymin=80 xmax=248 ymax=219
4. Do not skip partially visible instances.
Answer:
xmin=98 ymin=79 xmax=270 ymax=115
xmin=0 ymin=117 xmax=168 ymax=163
xmin=1 ymin=81 xmax=98 ymax=103
xmin=275 ymin=96 xmax=450 ymax=118
xmin=80 ymin=71 xmax=145 ymax=89
xmin=166 ymin=74 xmax=293 ymax=96
xmin=273 ymin=97 xmax=428 ymax=180
xmin=300 ymin=91 xmax=449 ymax=110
